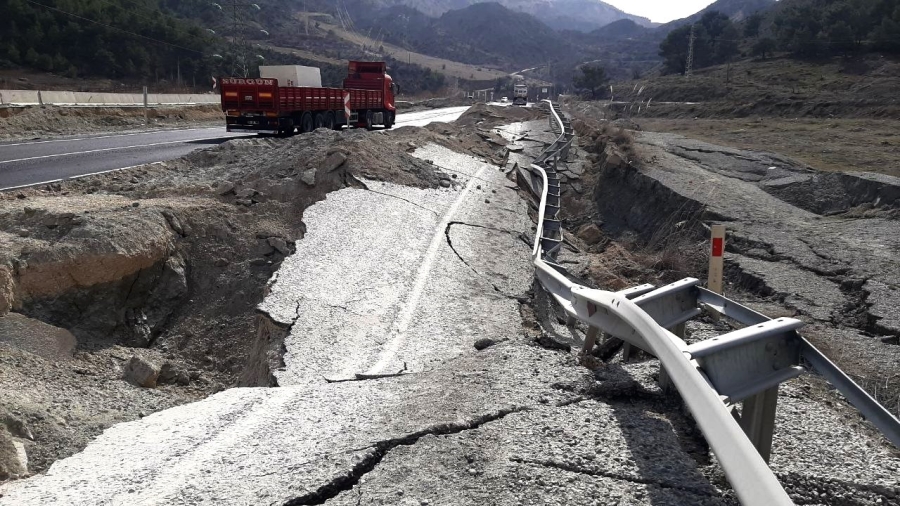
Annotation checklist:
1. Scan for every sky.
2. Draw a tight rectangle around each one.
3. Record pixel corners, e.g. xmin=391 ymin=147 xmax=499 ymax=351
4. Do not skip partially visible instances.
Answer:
xmin=601 ymin=0 xmax=718 ymax=23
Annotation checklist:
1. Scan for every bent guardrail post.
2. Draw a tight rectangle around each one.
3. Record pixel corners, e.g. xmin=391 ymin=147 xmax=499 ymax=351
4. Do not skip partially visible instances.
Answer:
xmin=533 ymin=99 xmax=900 ymax=504
xmin=697 ymin=287 xmax=900 ymax=449
xmin=569 ymin=287 xmax=793 ymax=504
xmin=533 ymin=100 xmax=793 ymax=505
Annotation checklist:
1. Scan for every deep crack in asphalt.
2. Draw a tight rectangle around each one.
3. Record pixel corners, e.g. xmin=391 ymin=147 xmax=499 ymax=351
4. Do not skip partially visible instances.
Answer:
xmin=283 ymin=407 xmax=528 ymax=506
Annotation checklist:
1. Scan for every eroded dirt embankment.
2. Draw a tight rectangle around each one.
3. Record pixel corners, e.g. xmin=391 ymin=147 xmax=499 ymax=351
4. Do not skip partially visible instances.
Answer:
xmin=0 ymin=106 xmax=522 ymax=480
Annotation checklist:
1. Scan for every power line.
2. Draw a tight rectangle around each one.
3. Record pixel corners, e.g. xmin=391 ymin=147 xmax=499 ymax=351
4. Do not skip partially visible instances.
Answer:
xmin=23 ymin=0 xmax=207 ymax=55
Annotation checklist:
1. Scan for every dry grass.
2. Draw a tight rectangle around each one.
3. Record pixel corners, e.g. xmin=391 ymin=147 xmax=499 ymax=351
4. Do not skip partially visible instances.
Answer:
xmin=587 ymin=233 xmax=708 ymax=291
xmin=297 ymin=13 xmax=510 ymax=81
xmin=639 ymin=117 xmax=900 ymax=178
xmin=636 ymin=54 xmax=900 ymax=109
xmin=569 ymin=107 xmax=639 ymax=163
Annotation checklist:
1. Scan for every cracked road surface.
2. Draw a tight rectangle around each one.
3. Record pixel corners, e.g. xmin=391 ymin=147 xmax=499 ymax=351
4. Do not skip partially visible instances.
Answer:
xmin=633 ymin=132 xmax=900 ymax=336
xmin=260 ymin=144 xmax=533 ymax=385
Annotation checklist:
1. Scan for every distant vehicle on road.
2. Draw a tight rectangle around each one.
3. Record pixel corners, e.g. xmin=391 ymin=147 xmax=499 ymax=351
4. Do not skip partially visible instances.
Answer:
xmin=513 ymin=83 xmax=528 ymax=105
xmin=500 ymin=97 xmax=509 ymax=103
xmin=220 ymin=61 xmax=399 ymax=135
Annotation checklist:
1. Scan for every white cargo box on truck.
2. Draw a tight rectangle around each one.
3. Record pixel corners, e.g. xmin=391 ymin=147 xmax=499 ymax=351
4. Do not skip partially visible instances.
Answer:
xmin=259 ymin=65 xmax=322 ymax=88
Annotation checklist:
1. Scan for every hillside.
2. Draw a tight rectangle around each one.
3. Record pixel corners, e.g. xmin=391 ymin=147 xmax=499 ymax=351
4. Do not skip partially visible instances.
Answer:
xmin=403 ymin=3 xmax=574 ymax=68
xmin=365 ymin=0 xmax=653 ymax=31
xmin=610 ymin=54 xmax=900 ymax=119
xmin=660 ymin=0 xmax=776 ymax=30
xmin=0 ymin=0 xmax=215 ymax=85
xmin=590 ymin=19 xmax=651 ymax=40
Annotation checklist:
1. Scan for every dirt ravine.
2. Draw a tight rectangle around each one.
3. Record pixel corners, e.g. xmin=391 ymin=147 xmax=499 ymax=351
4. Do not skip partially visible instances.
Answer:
xmin=0 ymin=105 xmax=527 ymax=480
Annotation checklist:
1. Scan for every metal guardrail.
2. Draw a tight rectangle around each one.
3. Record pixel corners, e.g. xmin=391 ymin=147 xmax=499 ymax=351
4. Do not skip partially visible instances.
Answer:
xmin=524 ymin=100 xmax=900 ymax=505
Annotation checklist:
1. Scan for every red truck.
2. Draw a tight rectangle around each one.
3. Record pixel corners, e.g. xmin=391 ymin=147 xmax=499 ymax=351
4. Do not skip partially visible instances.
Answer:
xmin=220 ymin=61 xmax=399 ymax=135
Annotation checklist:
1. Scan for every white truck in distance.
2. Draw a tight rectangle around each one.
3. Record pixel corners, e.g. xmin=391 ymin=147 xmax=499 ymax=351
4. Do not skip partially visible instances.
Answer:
xmin=259 ymin=65 xmax=322 ymax=88
xmin=513 ymin=83 xmax=528 ymax=105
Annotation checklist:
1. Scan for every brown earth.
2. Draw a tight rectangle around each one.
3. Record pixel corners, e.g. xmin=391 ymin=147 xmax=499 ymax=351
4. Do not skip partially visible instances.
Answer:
xmin=0 ymin=105 xmax=224 ymax=141
xmin=0 ymin=104 xmax=533 ymax=481
xmin=635 ymin=117 xmax=900 ymax=179
xmin=564 ymin=97 xmax=900 ymax=179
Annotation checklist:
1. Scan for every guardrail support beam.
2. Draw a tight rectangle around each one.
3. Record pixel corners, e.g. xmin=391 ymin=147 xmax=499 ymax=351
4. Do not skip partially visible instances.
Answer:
xmin=740 ymin=386 xmax=779 ymax=463
xmin=658 ymin=322 xmax=685 ymax=393
xmin=622 ymin=343 xmax=635 ymax=362
xmin=581 ymin=326 xmax=599 ymax=355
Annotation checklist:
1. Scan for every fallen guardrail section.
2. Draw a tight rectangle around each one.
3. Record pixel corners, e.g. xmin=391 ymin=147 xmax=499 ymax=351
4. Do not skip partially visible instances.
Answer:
xmin=520 ymin=100 xmax=900 ymax=506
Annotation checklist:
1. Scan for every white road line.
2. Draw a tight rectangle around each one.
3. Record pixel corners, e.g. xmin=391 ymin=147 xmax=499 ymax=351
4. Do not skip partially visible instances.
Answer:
xmin=0 ymin=135 xmax=233 ymax=165
xmin=0 ymin=162 xmax=166 ymax=191
xmin=366 ymin=161 xmax=490 ymax=375
xmin=0 ymin=127 xmax=219 ymax=147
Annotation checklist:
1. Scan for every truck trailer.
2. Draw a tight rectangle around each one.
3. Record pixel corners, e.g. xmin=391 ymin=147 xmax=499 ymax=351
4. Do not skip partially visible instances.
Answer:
xmin=221 ymin=61 xmax=399 ymax=135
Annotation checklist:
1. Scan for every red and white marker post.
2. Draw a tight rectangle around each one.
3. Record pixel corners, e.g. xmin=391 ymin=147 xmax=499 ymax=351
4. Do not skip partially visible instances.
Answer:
xmin=708 ymin=224 xmax=726 ymax=294
xmin=343 ymin=91 xmax=351 ymax=124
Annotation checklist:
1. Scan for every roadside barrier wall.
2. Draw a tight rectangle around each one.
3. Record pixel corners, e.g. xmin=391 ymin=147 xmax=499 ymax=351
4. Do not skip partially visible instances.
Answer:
xmin=0 ymin=89 xmax=219 ymax=106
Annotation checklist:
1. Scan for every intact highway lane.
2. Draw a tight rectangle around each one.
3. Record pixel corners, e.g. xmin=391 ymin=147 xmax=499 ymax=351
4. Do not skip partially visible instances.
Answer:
xmin=0 ymin=106 xmax=471 ymax=191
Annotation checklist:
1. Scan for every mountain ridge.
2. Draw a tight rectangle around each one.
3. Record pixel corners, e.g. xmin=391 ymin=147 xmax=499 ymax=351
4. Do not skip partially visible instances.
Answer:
xmin=660 ymin=0 xmax=776 ymax=30
xmin=362 ymin=0 xmax=654 ymax=31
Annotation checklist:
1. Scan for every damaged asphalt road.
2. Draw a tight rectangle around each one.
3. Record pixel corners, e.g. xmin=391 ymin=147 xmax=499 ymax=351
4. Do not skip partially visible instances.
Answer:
xmin=4 ymin=107 xmax=900 ymax=505
xmin=258 ymin=144 xmax=534 ymax=386
xmin=2 ymin=119 xmax=743 ymax=506
xmin=632 ymin=132 xmax=900 ymax=338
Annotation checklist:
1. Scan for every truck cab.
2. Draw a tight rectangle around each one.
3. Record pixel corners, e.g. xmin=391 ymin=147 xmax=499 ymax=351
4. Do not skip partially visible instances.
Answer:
xmin=344 ymin=61 xmax=398 ymax=128
xmin=345 ymin=61 xmax=397 ymax=112
xmin=513 ymin=84 xmax=528 ymax=106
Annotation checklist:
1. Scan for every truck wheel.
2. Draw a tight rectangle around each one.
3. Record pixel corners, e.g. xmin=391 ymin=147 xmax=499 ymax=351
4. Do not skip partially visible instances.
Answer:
xmin=384 ymin=111 xmax=395 ymax=129
xmin=314 ymin=113 xmax=325 ymax=130
xmin=365 ymin=110 xmax=374 ymax=131
xmin=300 ymin=112 xmax=314 ymax=133
xmin=325 ymin=111 xmax=336 ymax=130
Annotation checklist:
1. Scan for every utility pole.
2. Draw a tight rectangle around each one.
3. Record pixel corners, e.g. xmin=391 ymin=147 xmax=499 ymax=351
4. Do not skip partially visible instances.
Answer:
xmin=303 ymin=1 xmax=309 ymax=35
xmin=725 ymin=61 xmax=731 ymax=94
xmin=685 ymin=23 xmax=696 ymax=78
xmin=229 ymin=0 xmax=245 ymax=77
xmin=227 ymin=1 xmax=259 ymax=78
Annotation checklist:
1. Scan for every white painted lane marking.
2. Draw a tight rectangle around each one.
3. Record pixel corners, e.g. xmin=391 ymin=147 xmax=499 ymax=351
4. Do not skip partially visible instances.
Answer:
xmin=0 ymin=135 xmax=236 ymax=165
xmin=366 ymin=161 xmax=490 ymax=375
xmin=0 ymin=127 xmax=220 ymax=147
xmin=0 ymin=162 xmax=166 ymax=191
